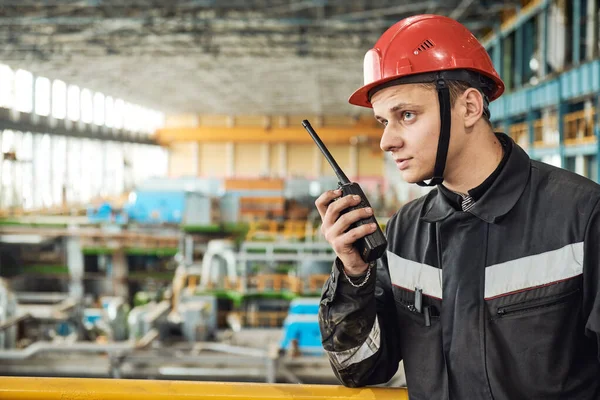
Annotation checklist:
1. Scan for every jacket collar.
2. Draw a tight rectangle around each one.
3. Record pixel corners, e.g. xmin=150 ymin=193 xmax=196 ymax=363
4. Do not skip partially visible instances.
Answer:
xmin=421 ymin=133 xmax=530 ymax=223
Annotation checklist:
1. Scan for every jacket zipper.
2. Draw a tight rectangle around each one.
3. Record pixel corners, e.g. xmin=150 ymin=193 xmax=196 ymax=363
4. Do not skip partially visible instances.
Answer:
xmin=496 ymin=289 xmax=580 ymax=317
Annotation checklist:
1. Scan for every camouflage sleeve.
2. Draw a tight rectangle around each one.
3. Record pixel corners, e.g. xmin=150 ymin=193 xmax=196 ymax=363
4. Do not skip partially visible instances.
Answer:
xmin=318 ymin=252 xmax=402 ymax=387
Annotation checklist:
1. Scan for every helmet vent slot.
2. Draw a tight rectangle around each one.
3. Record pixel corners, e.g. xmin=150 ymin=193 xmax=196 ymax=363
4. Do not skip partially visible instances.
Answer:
xmin=415 ymin=39 xmax=435 ymax=54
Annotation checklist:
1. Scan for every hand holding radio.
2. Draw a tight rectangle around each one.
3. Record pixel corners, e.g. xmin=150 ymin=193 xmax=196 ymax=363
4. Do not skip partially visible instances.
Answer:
xmin=303 ymin=119 xmax=387 ymax=276
xmin=315 ymin=189 xmax=379 ymax=275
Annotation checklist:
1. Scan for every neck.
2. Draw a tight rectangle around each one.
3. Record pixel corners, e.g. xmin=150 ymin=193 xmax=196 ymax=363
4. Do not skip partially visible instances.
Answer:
xmin=442 ymin=131 xmax=504 ymax=194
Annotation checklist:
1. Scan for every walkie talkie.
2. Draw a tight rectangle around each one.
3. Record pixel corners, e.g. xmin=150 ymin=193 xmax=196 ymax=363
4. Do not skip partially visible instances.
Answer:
xmin=302 ymin=119 xmax=387 ymax=263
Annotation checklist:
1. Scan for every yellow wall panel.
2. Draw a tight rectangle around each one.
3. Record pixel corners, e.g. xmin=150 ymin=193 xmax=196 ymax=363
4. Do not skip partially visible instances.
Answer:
xmin=321 ymin=145 xmax=351 ymax=177
xmin=234 ymin=143 xmax=263 ymax=177
xmin=269 ymin=144 xmax=280 ymax=177
xmin=358 ymin=145 xmax=384 ymax=177
xmin=168 ymin=142 xmax=196 ymax=177
xmin=287 ymin=144 xmax=314 ymax=177
xmin=199 ymin=143 xmax=228 ymax=177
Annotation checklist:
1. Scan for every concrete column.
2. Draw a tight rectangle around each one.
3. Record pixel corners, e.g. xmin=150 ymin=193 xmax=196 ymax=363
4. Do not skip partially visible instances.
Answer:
xmin=542 ymin=108 xmax=555 ymax=144
xmin=540 ymin=4 xmax=549 ymax=78
xmin=515 ymin=25 xmax=524 ymax=87
xmin=66 ymin=235 xmax=84 ymax=301
xmin=48 ymin=78 xmax=53 ymax=120
xmin=586 ymin=0 xmax=598 ymax=60
xmin=63 ymin=137 xmax=69 ymax=205
xmin=192 ymin=142 xmax=200 ymax=176
xmin=492 ymin=36 xmax=502 ymax=78
xmin=31 ymin=74 xmax=36 ymax=116
xmin=314 ymin=147 xmax=322 ymax=178
xmin=278 ymin=143 xmax=287 ymax=178
xmin=573 ymin=0 xmax=582 ymax=65
xmin=32 ymin=135 xmax=40 ymax=208
xmin=226 ymin=142 xmax=235 ymax=177
xmin=112 ymin=249 xmax=129 ymax=299
xmin=261 ymin=143 xmax=270 ymax=176
xmin=184 ymin=235 xmax=194 ymax=265
xmin=349 ymin=143 xmax=358 ymax=180
xmin=47 ymin=135 xmax=53 ymax=206
xmin=575 ymin=155 xmax=585 ymax=176
xmin=547 ymin=1 xmax=567 ymax=72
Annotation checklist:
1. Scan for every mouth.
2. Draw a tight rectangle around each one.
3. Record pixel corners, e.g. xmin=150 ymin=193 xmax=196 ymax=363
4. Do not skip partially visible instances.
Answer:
xmin=394 ymin=157 xmax=412 ymax=170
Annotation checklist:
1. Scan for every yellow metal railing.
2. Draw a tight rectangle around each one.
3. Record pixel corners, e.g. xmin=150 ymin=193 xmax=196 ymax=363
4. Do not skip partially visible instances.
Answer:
xmin=564 ymin=108 xmax=596 ymax=145
xmin=0 ymin=377 xmax=407 ymax=399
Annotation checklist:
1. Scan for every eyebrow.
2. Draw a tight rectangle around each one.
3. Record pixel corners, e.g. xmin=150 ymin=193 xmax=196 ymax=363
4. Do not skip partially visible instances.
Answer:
xmin=389 ymin=102 xmax=415 ymax=112
xmin=374 ymin=102 xmax=421 ymax=120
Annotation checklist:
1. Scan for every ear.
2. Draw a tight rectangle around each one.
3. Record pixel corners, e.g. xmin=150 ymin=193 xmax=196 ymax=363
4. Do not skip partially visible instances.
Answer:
xmin=462 ymin=88 xmax=485 ymax=129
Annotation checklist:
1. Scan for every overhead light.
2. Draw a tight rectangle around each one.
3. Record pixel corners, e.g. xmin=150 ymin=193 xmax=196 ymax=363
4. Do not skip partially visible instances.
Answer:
xmin=529 ymin=57 xmax=539 ymax=71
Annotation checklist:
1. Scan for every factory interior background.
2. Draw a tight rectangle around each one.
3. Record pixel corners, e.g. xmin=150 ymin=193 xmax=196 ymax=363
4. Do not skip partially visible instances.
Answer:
xmin=0 ymin=0 xmax=597 ymax=390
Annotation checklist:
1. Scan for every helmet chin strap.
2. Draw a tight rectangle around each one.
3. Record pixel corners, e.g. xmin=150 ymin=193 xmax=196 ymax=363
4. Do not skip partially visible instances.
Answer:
xmin=417 ymin=78 xmax=452 ymax=187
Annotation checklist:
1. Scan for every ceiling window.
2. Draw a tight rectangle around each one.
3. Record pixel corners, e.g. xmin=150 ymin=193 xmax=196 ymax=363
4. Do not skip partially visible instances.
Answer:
xmin=80 ymin=88 xmax=93 ymax=123
xmin=34 ymin=76 xmax=51 ymax=116
xmin=52 ymin=80 xmax=67 ymax=119
xmin=93 ymin=92 xmax=105 ymax=126
xmin=0 ymin=65 xmax=14 ymax=109
xmin=15 ymin=69 xmax=33 ymax=113
xmin=67 ymin=85 xmax=80 ymax=121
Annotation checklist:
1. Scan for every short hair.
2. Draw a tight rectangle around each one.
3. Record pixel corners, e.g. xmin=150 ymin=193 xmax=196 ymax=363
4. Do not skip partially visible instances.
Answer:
xmin=418 ymin=80 xmax=492 ymax=125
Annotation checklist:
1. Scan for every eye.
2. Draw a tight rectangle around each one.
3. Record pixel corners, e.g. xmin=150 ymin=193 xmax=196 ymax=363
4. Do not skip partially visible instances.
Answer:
xmin=378 ymin=119 xmax=388 ymax=127
xmin=402 ymin=111 xmax=415 ymax=121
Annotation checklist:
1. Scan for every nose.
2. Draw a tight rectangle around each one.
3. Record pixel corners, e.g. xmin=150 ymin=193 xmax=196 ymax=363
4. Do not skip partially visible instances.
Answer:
xmin=380 ymin=126 xmax=403 ymax=152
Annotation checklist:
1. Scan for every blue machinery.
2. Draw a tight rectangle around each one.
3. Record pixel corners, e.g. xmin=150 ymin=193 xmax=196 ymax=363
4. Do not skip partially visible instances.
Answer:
xmin=280 ymin=298 xmax=323 ymax=355
xmin=484 ymin=0 xmax=600 ymax=181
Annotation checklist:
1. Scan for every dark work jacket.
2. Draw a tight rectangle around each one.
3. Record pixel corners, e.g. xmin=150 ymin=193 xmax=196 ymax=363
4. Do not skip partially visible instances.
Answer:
xmin=318 ymin=134 xmax=600 ymax=400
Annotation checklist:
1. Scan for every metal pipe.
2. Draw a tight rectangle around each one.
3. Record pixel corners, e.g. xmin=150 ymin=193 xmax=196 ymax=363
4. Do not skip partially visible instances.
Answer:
xmin=0 ymin=377 xmax=407 ymax=399
xmin=143 ymin=301 xmax=170 ymax=325
xmin=0 ymin=341 xmax=134 ymax=360
xmin=54 ymin=297 xmax=77 ymax=313
xmin=278 ymin=364 xmax=303 ymax=384
xmin=135 ymin=328 xmax=159 ymax=349
xmin=0 ymin=314 xmax=31 ymax=331
xmin=15 ymin=292 xmax=69 ymax=304
xmin=191 ymin=342 xmax=267 ymax=358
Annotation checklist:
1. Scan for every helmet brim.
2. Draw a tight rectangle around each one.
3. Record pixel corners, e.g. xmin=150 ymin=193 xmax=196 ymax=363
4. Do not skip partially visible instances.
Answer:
xmin=349 ymin=70 xmax=504 ymax=109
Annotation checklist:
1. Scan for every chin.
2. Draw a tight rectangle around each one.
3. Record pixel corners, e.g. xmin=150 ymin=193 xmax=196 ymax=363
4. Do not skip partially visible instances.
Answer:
xmin=400 ymin=171 xmax=422 ymax=184
xmin=401 ymin=170 xmax=432 ymax=184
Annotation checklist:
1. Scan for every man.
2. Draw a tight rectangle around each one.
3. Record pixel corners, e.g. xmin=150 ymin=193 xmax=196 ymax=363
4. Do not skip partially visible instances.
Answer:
xmin=315 ymin=14 xmax=600 ymax=400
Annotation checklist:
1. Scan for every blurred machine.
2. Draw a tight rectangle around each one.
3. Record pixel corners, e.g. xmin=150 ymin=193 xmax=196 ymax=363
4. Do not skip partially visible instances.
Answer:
xmin=86 ymin=176 xmax=341 ymax=226
xmin=279 ymin=298 xmax=323 ymax=356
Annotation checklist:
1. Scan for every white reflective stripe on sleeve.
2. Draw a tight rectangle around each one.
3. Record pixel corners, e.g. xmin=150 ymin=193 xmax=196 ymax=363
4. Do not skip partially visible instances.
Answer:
xmin=327 ymin=316 xmax=380 ymax=370
xmin=485 ymin=242 xmax=584 ymax=299
xmin=387 ymin=251 xmax=443 ymax=299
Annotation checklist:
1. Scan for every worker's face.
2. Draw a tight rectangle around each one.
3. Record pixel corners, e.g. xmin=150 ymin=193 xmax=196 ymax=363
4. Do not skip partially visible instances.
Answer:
xmin=372 ymin=83 xmax=444 ymax=184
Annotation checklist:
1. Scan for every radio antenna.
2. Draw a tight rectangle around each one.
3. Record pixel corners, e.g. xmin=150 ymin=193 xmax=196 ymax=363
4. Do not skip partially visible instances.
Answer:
xmin=302 ymin=119 xmax=350 ymax=184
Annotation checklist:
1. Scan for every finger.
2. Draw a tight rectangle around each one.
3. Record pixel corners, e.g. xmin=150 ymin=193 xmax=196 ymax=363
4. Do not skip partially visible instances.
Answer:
xmin=328 ymin=206 xmax=373 ymax=239
xmin=332 ymin=222 xmax=378 ymax=254
xmin=323 ymin=194 xmax=363 ymax=227
xmin=315 ymin=189 xmax=342 ymax=220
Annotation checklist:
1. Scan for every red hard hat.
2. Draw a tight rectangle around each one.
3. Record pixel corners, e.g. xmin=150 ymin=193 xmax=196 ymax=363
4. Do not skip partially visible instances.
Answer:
xmin=349 ymin=14 xmax=505 ymax=108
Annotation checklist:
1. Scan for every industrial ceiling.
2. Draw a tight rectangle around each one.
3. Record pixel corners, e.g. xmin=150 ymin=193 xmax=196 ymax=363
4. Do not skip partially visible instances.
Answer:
xmin=0 ymin=0 xmax=519 ymax=116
